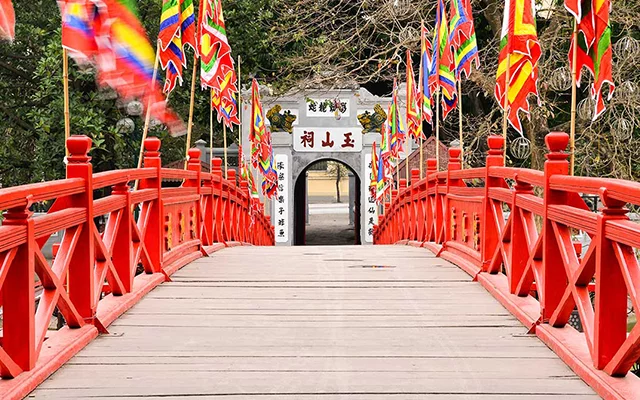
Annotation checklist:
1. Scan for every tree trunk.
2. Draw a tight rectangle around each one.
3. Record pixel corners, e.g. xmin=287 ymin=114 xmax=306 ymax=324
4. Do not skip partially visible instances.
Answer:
xmin=336 ymin=166 xmax=341 ymax=203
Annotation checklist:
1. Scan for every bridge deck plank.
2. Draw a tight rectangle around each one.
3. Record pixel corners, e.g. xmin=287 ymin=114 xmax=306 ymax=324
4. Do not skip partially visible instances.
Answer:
xmin=30 ymin=246 xmax=598 ymax=399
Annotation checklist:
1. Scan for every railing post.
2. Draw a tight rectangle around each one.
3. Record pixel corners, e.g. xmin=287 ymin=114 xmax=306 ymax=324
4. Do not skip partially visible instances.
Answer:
xmin=1 ymin=200 xmax=36 ymax=375
xmin=481 ymin=135 xmax=505 ymax=271
xmin=425 ymin=159 xmax=437 ymax=241
xmin=185 ymin=148 xmax=203 ymax=247
xmin=399 ymin=178 xmax=407 ymax=240
xmin=410 ymin=168 xmax=420 ymax=241
xmin=445 ymin=148 xmax=462 ymax=244
xmin=202 ymin=165 xmax=215 ymax=247
xmin=239 ymin=179 xmax=249 ymax=243
xmin=211 ymin=158 xmax=225 ymax=244
xmin=595 ymin=190 xmax=628 ymax=372
xmin=140 ymin=137 xmax=163 ymax=273
xmin=227 ymin=169 xmax=237 ymax=242
xmin=111 ymin=181 xmax=133 ymax=293
xmin=541 ymin=132 xmax=570 ymax=322
xmin=391 ymin=188 xmax=398 ymax=243
xmin=65 ymin=135 xmax=96 ymax=322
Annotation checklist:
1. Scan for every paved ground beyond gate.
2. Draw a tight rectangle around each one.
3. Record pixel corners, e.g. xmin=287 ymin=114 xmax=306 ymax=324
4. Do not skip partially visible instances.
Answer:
xmin=30 ymin=246 xmax=597 ymax=399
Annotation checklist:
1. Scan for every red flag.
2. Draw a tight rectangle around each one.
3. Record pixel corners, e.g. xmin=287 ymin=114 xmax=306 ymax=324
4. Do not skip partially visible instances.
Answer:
xmin=0 ymin=0 xmax=15 ymax=42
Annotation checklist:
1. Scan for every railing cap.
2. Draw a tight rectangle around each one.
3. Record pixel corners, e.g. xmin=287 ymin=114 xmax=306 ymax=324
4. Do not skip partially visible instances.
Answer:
xmin=188 ymin=148 xmax=201 ymax=163
xmin=67 ymin=135 xmax=92 ymax=162
xmin=144 ymin=137 xmax=161 ymax=153
xmin=545 ymin=131 xmax=569 ymax=153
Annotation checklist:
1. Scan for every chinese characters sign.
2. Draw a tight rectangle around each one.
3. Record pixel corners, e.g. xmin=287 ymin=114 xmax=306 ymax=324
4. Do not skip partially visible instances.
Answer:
xmin=293 ymin=127 xmax=363 ymax=152
xmin=274 ymin=154 xmax=289 ymax=243
xmin=364 ymin=153 xmax=377 ymax=243
xmin=306 ymin=98 xmax=350 ymax=118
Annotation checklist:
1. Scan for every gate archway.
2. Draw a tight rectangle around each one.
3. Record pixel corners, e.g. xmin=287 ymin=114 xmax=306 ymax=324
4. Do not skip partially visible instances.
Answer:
xmin=293 ymin=157 xmax=361 ymax=246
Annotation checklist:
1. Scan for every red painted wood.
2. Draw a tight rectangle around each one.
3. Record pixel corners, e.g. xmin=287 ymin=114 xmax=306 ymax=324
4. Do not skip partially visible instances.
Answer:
xmin=0 ymin=134 xmax=273 ymax=392
xmin=374 ymin=131 xmax=640 ymax=392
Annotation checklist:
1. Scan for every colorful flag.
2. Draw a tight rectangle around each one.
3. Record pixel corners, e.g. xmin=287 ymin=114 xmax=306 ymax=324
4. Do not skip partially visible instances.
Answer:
xmin=376 ymin=144 xmax=387 ymax=201
xmin=494 ymin=0 xmax=541 ymax=134
xmin=198 ymin=0 xmax=239 ymax=127
xmin=449 ymin=0 xmax=480 ymax=78
xmin=430 ymin=0 xmax=457 ymax=119
xmin=95 ymin=0 xmax=185 ymax=135
xmin=370 ymin=141 xmax=378 ymax=196
xmin=249 ymin=79 xmax=277 ymax=198
xmin=419 ymin=23 xmax=433 ymax=127
xmin=406 ymin=50 xmax=424 ymax=141
xmin=0 ymin=0 xmax=15 ymax=42
xmin=389 ymin=79 xmax=406 ymax=161
xmin=158 ymin=0 xmax=197 ymax=94
xmin=58 ymin=0 xmax=97 ymax=63
xmin=565 ymin=0 xmax=614 ymax=119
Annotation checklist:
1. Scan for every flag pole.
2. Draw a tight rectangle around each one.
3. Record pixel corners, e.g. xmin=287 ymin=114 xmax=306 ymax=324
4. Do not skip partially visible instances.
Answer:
xmin=137 ymin=42 xmax=161 ymax=170
xmin=458 ymin=79 xmax=464 ymax=168
xmin=419 ymin=19 xmax=425 ymax=179
xmin=238 ymin=55 xmax=242 ymax=150
xmin=435 ymin=89 xmax=441 ymax=170
xmin=62 ymin=48 xmax=71 ymax=159
xmin=210 ymin=89 xmax=214 ymax=167
xmin=184 ymin=56 xmax=198 ymax=169
xmin=569 ymin=22 xmax=578 ymax=176
xmin=223 ymin=123 xmax=228 ymax=179
xmin=501 ymin=52 xmax=511 ymax=166
xmin=420 ymin=137 xmax=424 ymax=178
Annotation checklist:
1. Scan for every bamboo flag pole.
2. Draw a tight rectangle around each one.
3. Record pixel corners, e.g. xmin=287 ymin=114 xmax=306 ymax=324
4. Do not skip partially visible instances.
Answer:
xmin=458 ymin=79 xmax=464 ymax=168
xmin=420 ymin=137 xmax=424 ymax=178
xmin=184 ymin=57 xmax=198 ymax=169
xmin=501 ymin=52 xmax=512 ymax=166
xmin=210 ymin=90 xmax=214 ymax=166
xmin=238 ymin=55 xmax=242 ymax=150
xmin=62 ymin=48 xmax=71 ymax=159
xmin=223 ymin=124 xmax=228 ymax=179
xmin=569 ymin=22 xmax=578 ymax=176
xmin=435 ymin=89 xmax=441 ymax=170
xmin=137 ymin=43 xmax=162 ymax=170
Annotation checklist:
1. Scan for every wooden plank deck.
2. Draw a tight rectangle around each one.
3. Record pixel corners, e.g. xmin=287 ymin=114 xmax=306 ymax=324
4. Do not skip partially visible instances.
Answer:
xmin=29 ymin=245 xmax=598 ymax=399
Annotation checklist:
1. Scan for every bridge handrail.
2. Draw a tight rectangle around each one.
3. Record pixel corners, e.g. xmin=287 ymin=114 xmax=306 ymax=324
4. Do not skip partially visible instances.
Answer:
xmin=0 ymin=135 xmax=274 ymax=393
xmin=374 ymin=131 xmax=640 ymax=395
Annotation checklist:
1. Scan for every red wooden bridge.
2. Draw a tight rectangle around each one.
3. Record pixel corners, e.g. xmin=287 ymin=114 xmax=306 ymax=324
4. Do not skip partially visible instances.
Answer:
xmin=0 ymin=132 xmax=639 ymax=399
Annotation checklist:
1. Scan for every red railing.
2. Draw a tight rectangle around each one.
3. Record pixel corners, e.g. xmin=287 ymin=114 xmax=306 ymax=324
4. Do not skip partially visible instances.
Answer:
xmin=375 ymin=132 xmax=640 ymax=399
xmin=0 ymin=135 xmax=273 ymax=398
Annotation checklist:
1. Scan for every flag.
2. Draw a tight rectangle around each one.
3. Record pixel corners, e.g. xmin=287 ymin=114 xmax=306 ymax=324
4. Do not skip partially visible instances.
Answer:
xmin=494 ymin=0 xmax=541 ymax=134
xmin=249 ymin=79 xmax=277 ymax=198
xmin=158 ymin=0 xmax=197 ymax=94
xmin=449 ymin=0 xmax=480 ymax=78
xmin=0 ymin=0 xmax=14 ymax=42
xmin=565 ymin=0 xmax=614 ymax=119
xmin=419 ymin=23 xmax=433 ymax=127
xmin=376 ymin=144 xmax=387 ymax=201
xmin=211 ymin=69 xmax=240 ymax=127
xmin=58 ymin=0 xmax=97 ymax=63
xmin=72 ymin=0 xmax=186 ymax=135
xmin=370 ymin=141 xmax=378 ymax=197
xmin=389 ymin=79 xmax=405 ymax=161
xmin=198 ymin=0 xmax=239 ymax=127
xmin=430 ymin=0 xmax=457 ymax=119
xmin=406 ymin=50 xmax=424 ymax=141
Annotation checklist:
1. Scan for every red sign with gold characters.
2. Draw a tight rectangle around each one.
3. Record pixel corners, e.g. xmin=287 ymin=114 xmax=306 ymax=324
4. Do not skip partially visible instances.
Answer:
xmin=293 ymin=127 xmax=363 ymax=152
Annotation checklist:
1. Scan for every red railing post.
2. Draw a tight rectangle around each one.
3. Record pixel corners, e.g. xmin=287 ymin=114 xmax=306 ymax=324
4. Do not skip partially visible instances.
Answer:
xmin=202 ymin=166 xmax=215 ymax=247
xmin=239 ymin=179 xmax=249 ymax=243
xmin=139 ymin=137 xmax=163 ymax=273
xmin=425 ymin=159 xmax=437 ymax=241
xmin=445 ymin=148 xmax=463 ymax=243
xmin=410 ymin=168 xmax=420 ymax=240
xmin=399 ymin=178 xmax=407 ymax=240
xmin=211 ymin=158 xmax=224 ymax=244
xmin=185 ymin=148 xmax=203 ymax=247
xmin=541 ymin=132 xmax=570 ymax=321
xmin=594 ymin=190 xmax=629 ymax=372
xmin=65 ymin=135 xmax=96 ymax=322
xmin=111 ymin=180 xmax=133 ymax=293
xmin=1 ymin=201 xmax=36 ymax=375
xmin=391 ymin=188 xmax=398 ymax=243
xmin=481 ymin=135 xmax=505 ymax=272
xmin=227 ymin=169 xmax=237 ymax=242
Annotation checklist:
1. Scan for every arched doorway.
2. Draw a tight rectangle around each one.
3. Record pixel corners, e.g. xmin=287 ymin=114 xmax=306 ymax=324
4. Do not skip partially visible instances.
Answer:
xmin=293 ymin=159 xmax=361 ymax=245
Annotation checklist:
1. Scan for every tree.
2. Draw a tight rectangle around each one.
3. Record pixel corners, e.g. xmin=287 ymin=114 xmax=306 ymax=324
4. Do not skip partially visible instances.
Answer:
xmin=326 ymin=161 xmax=350 ymax=203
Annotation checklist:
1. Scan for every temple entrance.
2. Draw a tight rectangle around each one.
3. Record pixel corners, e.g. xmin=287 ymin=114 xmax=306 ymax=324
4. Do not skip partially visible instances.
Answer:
xmin=293 ymin=159 xmax=361 ymax=246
